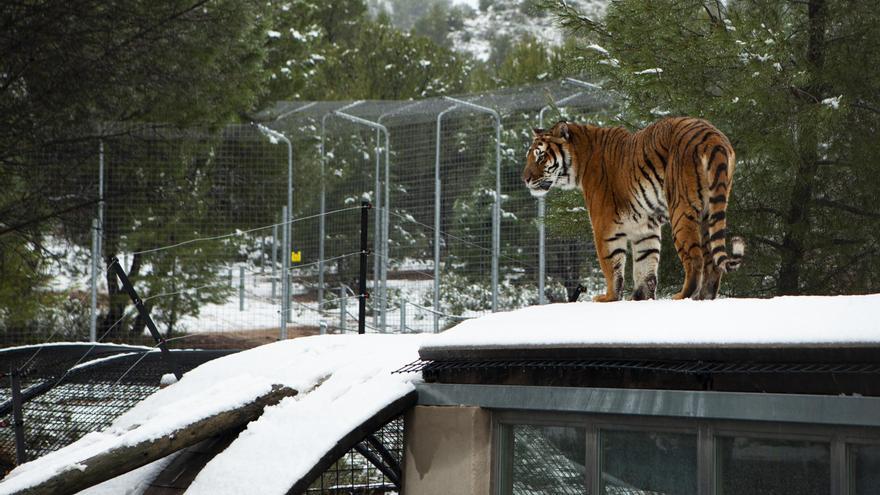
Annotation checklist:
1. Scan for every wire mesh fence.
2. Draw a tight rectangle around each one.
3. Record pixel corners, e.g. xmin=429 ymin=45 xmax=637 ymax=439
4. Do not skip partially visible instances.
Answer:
xmin=7 ymin=79 xmax=613 ymax=350
xmin=0 ymin=344 xmax=234 ymax=469
xmin=306 ymin=415 xmax=404 ymax=494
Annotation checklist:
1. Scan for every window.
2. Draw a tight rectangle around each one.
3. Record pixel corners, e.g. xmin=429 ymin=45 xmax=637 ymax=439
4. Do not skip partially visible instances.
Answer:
xmin=495 ymin=413 xmax=878 ymax=495
xmin=600 ymin=429 xmax=698 ymax=495
xmin=851 ymin=444 xmax=880 ymax=495
xmin=502 ymin=424 xmax=586 ymax=495
xmin=715 ymin=436 xmax=830 ymax=495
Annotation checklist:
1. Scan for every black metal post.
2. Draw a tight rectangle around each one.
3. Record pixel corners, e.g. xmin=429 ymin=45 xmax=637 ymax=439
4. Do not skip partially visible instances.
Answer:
xmin=11 ymin=368 xmax=27 ymax=464
xmin=359 ymin=202 xmax=370 ymax=334
xmin=108 ymin=258 xmax=182 ymax=380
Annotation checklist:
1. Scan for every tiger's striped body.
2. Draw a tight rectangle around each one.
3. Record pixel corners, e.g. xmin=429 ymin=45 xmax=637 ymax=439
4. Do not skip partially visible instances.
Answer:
xmin=523 ymin=117 xmax=744 ymax=301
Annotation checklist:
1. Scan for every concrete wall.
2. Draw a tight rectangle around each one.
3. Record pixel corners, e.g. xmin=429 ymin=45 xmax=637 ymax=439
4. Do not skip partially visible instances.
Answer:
xmin=402 ymin=405 xmax=492 ymax=495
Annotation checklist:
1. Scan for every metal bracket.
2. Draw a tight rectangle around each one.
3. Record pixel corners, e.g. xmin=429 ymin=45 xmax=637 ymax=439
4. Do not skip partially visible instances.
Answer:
xmin=108 ymin=257 xmax=182 ymax=380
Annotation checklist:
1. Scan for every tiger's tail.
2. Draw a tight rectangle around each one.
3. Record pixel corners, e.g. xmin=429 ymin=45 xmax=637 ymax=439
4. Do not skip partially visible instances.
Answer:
xmin=705 ymin=148 xmax=744 ymax=273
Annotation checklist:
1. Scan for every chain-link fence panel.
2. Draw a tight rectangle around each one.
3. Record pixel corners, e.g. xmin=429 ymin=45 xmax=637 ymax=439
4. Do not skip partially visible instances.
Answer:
xmin=6 ymin=79 xmax=613 ymax=351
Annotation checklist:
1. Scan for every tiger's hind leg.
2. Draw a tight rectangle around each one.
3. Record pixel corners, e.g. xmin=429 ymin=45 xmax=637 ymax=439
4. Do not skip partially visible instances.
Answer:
xmin=698 ymin=219 xmax=723 ymax=300
xmin=670 ymin=208 xmax=704 ymax=300
xmin=592 ymin=227 xmax=627 ymax=302
xmin=631 ymin=228 xmax=661 ymax=300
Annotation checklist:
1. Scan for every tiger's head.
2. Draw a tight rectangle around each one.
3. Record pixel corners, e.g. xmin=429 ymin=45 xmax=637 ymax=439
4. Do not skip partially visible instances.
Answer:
xmin=522 ymin=123 xmax=575 ymax=197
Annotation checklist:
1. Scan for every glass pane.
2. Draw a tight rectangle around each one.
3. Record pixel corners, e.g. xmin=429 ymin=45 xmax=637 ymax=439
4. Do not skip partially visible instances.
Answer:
xmin=717 ymin=436 xmax=830 ymax=495
xmin=852 ymin=444 xmax=880 ymax=494
xmin=510 ymin=424 xmax=586 ymax=495
xmin=600 ymin=429 xmax=697 ymax=495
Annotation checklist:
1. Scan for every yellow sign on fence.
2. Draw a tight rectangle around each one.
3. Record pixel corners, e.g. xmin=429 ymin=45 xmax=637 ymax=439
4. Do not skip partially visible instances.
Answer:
xmin=291 ymin=251 xmax=302 ymax=263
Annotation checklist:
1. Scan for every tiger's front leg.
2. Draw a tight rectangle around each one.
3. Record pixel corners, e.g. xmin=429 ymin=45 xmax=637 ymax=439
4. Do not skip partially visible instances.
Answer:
xmin=592 ymin=228 xmax=627 ymax=302
xmin=631 ymin=227 xmax=662 ymax=300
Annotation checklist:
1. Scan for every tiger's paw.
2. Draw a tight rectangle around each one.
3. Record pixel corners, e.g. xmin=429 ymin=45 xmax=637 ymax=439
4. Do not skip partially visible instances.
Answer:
xmin=671 ymin=292 xmax=687 ymax=300
xmin=592 ymin=293 xmax=619 ymax=303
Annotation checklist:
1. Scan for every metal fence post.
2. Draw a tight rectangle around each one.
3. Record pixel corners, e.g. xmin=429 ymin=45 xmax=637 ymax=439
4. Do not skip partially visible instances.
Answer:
xmin=272 ymin=223 xmax=278 ymax=299
xmin=255 ymin=124 xmax=294 ymax=327
xmin=340 ymin=286 xmax=347 ymax=333
xmin=89 ymin=218 xmax=98 ymax=342
xmin=319 ymin=115 xmax=329 ymax=313
xmin=359 ymin=202 xmax=370 ymax=335
xmin=97 ymin=138 xmax=104 ymax=265
xmin=11 ymin=368 xmax=27 ymax=465
xmin=536 ymin=86 xmax=592 ymax=304
xmin=434 ymin=105 xmax=456 ymax=332
xmin=239 ymin=266 xmax=245 ymax=312
xmin=537 ymin=198 xmax=546 ymax=305
xmin=374 ymin=129 xmax=381 ymax=332
xmin=320 ymin=102 xmax=364 ymax=320
xmin=400 ymin=299 xmax=406 ymax=333
xmin=334 ymin=110 xmax=390 ymax=332
xmin=442 ymin=97 xmax=502 ymax=312
xmin=281 ymin=206 xmax=289 ymax=340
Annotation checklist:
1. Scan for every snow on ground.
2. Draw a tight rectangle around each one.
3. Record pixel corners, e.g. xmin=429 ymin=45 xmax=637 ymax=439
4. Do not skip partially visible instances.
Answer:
xmin=0 ymin=335 xmax=424 ymax=495
xmin=423 ymin=294 xmax=880 ymax=351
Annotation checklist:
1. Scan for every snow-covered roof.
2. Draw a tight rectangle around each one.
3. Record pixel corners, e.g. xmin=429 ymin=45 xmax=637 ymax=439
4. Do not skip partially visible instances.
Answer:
xmin=421 ymin=295 xmax=880 ymax=356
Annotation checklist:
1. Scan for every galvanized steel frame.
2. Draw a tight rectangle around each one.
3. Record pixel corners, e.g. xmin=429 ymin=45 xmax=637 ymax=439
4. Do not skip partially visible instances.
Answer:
xmin=442 ymin=96 xmax=502 ymax=312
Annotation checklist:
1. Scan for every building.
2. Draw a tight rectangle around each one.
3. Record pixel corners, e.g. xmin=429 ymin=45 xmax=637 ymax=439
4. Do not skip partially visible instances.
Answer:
xmin=402 ymin=295 xmax=880 ymax=495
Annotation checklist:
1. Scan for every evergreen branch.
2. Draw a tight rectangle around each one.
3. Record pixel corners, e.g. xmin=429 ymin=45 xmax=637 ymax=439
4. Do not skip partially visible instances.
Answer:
xmin=537 ymin=0 xmax=610 ymax=39
xmin=852 ymin=100 xmax=880 ymax=115
xmin=0 ymin=197 xmax=102 ymax=238
xmin=739 ymin=206 xmax=784 ymax=217
xmin=751 ymin=236 xmax=786 ymax=251
xmin=813 ymin=197 xmax=880 ymax=219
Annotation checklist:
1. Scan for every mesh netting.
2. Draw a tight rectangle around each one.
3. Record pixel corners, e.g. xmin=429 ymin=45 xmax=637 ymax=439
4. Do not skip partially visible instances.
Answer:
xmin=0 ymin=344 xmax=233 ymax=468
xmin=306 ymin=416 xmax=404 ymax=494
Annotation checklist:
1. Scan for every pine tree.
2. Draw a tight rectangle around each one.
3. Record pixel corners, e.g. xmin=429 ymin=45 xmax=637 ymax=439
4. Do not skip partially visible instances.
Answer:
xmin=541 ymin=0 xmax=880 ymax=296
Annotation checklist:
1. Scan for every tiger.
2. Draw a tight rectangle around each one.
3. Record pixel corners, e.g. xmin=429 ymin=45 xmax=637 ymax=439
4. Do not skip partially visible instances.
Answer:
xmin=523 ymin=117 xmax=744 ymax=301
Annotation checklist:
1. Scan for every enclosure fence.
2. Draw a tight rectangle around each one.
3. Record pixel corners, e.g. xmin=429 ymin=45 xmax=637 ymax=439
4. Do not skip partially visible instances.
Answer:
xmin=9 ymin=79 xmax=613 ymax=350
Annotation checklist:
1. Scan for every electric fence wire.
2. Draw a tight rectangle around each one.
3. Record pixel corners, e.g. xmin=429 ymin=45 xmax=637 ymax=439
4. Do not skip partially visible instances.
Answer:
xmin=384 ymin=208 xmax=538 ymax=270
xmin=141 ymin=251 xmax=364 ymax=305
xmin=15 ymin=299 xmax=133 ymax=377
xmin=130 ymin=205 xmax=364 ymax=256
xmin=48 ymin=306 xmax=141 ymax=391
xmin=111 ymin=334 xmax=201 ymax=388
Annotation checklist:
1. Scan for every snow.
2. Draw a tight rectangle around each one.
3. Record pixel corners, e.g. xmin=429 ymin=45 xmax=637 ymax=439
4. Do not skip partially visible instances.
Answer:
xmin=422 ymin=294 xmax=880 ymax=351
xmin=0 ymin=341 xmax=149 ymax=355
xmin=0 ymin=335 xmax=424 ymax=495
xmin=822 ymin=95 xmax=842 ymax=109
xmin=585 ymin=43 xmax=610 ymax=56
xmin=634 ymin=68 xmax=663 ymax=76
xmin=186 ymin=335 xmax=423 ymax=494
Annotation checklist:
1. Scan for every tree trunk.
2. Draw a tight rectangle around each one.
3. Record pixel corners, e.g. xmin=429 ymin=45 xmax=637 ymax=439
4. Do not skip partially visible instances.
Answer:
xmin=777 ymin=0 xmax=826 ymax=295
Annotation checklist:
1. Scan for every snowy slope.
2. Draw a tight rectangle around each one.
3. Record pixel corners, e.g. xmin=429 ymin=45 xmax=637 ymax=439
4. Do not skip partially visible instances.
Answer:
xmin=423 ymin=294 xmax=880 ymax=351
xmin=450 ymin=0 xmax=608 ymax=61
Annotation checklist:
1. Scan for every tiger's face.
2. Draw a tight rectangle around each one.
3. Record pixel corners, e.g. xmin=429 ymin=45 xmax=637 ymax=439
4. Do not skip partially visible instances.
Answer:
xmin=523 ymin=128 xmax=571 ymax=197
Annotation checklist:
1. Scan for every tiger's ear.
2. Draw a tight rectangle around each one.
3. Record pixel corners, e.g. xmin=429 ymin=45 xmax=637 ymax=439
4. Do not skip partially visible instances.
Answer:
xmin=555 ymin=122 xmax=571 ymax=141
xmin=532 ymin=128 xmax=545 ymax=138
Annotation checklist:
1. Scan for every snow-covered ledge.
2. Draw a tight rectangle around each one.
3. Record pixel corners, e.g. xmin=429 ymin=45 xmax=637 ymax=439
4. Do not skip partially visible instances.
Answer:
xmin=419 ymin=294 xmax=880 ymax=362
